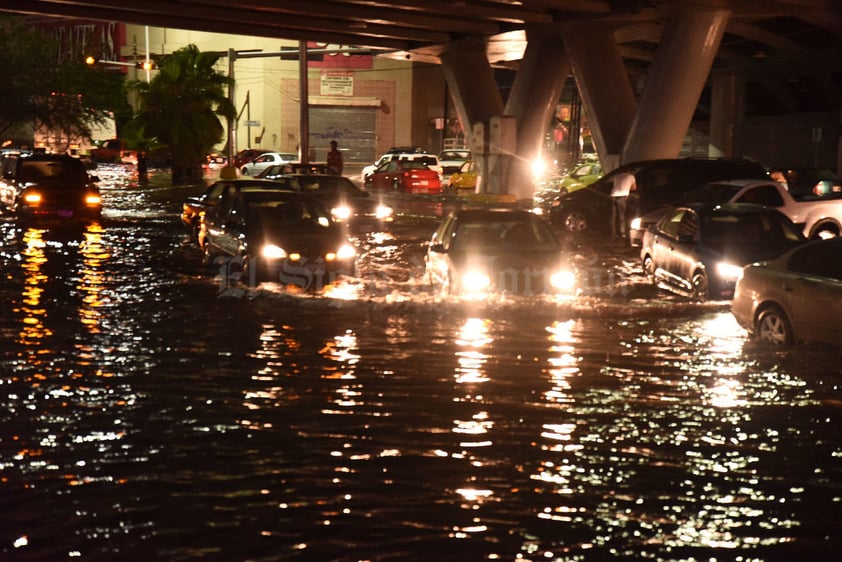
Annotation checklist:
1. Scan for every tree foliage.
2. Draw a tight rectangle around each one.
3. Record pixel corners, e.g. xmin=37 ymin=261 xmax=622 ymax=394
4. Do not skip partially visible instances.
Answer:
xmin=128 ymin=44 xmax=235 ymax=183
xmin=0 ymin=16 xmax=127 ymax=144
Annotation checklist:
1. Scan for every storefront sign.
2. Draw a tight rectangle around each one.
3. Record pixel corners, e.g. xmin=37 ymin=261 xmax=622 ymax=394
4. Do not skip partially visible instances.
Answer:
xmin=320 ymin=71 xmax=354 ymax=97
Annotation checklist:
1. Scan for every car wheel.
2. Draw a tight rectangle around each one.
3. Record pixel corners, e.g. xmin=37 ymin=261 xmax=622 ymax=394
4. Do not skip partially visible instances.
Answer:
xmin=811 ymin=224 xmax=839 ymax=240
xmin=690 ymin=271 xmax=708 ymax=301
xmin=240 ymin=166 xmax=250 ymax=176
xmin=642 ymin=255 xmax=655 ymax=283
xmin=559 ymin=208 xmax=590 ymax=233
xmin=755 ymin=306 xmax=793 ymax=346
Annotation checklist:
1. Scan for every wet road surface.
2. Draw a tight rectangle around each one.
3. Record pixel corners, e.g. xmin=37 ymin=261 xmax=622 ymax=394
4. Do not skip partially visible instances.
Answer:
xmin=1 ymin=165 xmax=841 ymax=561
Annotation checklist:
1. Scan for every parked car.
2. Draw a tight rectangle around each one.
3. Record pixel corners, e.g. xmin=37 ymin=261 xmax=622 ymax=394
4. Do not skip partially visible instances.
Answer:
xmin=268 ymin=174 xmax=393 ymax=232
xmin=630 ymin=178 xmax=842 ymax=245
xmin=558 ymin=161 xmax=603 ymax=195
xmin=771 ymin=167 xmax=842 ymax=197
xmin=548 ymin=158 xmax=769 ymax=239
xmin=364 ymin=159 xmax=442 ymax=194
xmin=199 ymin=188 xmax=357 ymax=288
xmin=0 ymin=153 xmax=102 ymax=222
xmin=731 ymin=238 xmax=842 ymax=347
xmin=361 ymin=152 xmax=442 ymax=183
xmin=449 ymin=160 xmax=478 ymax=190
xmin=232 ymin=148 xmax=265 ymax=169
xmin=181 ymin=178 xmax=294 ymax=240
xmin=256 ymin=162 xmax=333 ymax=179
xmin=640 ymin=203 xmax=805 ymax=300
xmin=240 ymin=152 xmax=298 ymax=176
xmin=438 ymin=149 xmax=471 ymax=185
xmin=426 ymin=208 xmax=576 ymax=296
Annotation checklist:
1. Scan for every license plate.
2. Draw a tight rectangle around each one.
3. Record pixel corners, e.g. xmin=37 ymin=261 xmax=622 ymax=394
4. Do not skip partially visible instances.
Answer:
xmin=57 ymin=209 xmax=74 ymax=217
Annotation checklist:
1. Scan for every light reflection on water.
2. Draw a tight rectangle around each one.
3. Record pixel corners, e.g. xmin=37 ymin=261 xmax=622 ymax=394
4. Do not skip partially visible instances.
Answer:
xmin=0 ymin=172 xmax=841 ymax=561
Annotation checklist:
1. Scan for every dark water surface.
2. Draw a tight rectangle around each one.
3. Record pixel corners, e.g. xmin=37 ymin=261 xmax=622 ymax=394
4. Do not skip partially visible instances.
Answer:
xmin=1 ymin=166 xmax=840 ymax=561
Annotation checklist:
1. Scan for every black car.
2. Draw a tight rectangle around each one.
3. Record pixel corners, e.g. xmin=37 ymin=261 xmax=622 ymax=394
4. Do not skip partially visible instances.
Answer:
xmin=426 ymin=208 xmax=576 ymax=296
xmin=0 ymin=153 xmax=101 ymax=222
xmin=267 ymin=174 xmax=393 ymax=232
xmin=199 ymin=188 xmax=357 ymax=289
xmin=548 ymin=158 xmax=769 ymax=238
xmin=640 ymin=203 xmax=805 ymax=300
xmin=181 ymin=178 xmax=294 ymax=240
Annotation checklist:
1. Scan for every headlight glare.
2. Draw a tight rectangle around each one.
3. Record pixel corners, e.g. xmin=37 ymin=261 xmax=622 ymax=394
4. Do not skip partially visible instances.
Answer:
xmin=716 ymin=261 xmax=744 ymax=280
xmin=336 ymin=244 xmax=356 ymax=260
xmin=375 ymin=205 xmax=393 ymax=219
xmin=261 ymin=244 xmax=287 ymax=259
xmin=462 ymin=270 xmax=491 ymax=292
xmin=24 ymin=193 xmax=42 ymax=204
xmin=331 ymin=206 xmax=352 ymax=221
xmin=629 ymin=217 xmax=642 ymax=231
xmin=550 ymin=269 xmax=576 ymax=291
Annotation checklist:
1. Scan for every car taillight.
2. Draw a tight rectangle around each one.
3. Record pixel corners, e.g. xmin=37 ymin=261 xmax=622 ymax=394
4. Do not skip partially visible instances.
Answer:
xmin=23 ymin=193 xmax=42 ymax=205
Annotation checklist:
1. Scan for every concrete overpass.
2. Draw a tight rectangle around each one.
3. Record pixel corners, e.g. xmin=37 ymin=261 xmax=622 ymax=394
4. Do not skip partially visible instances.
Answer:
xmin=4 ymin=1 xmax=842 ymax=197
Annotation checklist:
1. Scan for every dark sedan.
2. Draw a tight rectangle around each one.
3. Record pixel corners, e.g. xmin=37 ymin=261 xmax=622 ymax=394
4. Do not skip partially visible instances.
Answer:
xmin=181 ymin=178 xmax=293 ymax=239
xmin=267 ymin=174 xmax=393 ymax=232
xmin=640 ymin=203 xmax=805 ymax=300
xmin=2 ymin=153 xmax=101 ymax=222
xmin=426 ymin=208 xmax=576 ymax=296
xmin=732 ymin=238 xmax=842 ymax=347
xmin=199 ymin=189 xmax=356 ymax=289
xmin=256 ymin=163 xmax=334 ymax=179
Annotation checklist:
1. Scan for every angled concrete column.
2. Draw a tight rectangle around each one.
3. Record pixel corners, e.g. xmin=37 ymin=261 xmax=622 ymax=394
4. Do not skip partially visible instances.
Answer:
xmin=440 ymin=38 xmax=505 ymax=142
xmin=709 ymin=69 xmax=745 ymax=157
xmin=564 ymin=23 xmax=636 ymax=170
xmin=623 ymin=6 xmax=731 ymax=163
xmin=440 ymin=38 xmax=505 ymax=194
xmin=505 ymin=30 xmax=570 ymax=199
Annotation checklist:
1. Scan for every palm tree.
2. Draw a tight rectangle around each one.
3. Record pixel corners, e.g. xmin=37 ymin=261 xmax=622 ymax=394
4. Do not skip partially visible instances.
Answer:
xmin=128 ymin=44 xmax=235 ymax=183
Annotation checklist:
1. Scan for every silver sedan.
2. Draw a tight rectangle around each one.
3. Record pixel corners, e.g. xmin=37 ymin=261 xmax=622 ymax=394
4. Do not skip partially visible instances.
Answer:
xmin=731 ymin=238 xmax=842 ymax=347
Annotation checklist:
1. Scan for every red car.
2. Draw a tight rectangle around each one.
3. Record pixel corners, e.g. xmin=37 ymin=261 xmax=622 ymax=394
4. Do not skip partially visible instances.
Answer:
xmin=364 ymin=159 xmax=441 ymax=194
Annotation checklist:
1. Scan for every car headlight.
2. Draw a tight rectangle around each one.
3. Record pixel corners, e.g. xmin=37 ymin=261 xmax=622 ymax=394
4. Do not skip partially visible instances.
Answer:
xmin=716 ymin=261 xmax=744 ymax=280
xmin=461 ymin=270 xmax=491 ymax=292
xmin=261 ymin=244 xmax=287 ymax=259
xmin=331 ymin=205 xmax=352 ymax=221
xmin=23 ymin=192 xmax=42 ymax=204
xmin=375 ymin=205 xmax=393 ymax=220
xmin=85 ymin=193 xmax=102 ymax=206
xmin=629 ymin=217 xmax=642 ymax=231
xmin=550 ymin=269 xmax=576 ymax=291
xmin=329 ymin=243 xmax=356 ymax=261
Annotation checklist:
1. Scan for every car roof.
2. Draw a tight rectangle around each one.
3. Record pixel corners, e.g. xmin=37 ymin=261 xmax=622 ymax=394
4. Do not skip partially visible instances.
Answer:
xmin=453 ymin=207 xmax=537 ymax=221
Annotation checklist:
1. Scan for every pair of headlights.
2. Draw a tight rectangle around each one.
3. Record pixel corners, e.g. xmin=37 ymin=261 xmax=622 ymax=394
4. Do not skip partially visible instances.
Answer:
xmin=23 ymin=192 xmax=102 ymax=207
xmin=330 ymin=204 xmax=393 ymax=222
xmin=459 ymin=267 xmax=576 ymax=293
xmin=261 ymin=243 xmax=356 ymax=262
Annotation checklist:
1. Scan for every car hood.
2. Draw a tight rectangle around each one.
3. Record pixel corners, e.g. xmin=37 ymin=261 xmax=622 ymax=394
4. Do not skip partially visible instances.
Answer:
xmin=252 ymin=225 xmax=348 ymax=255
xmin=448 ymin=248 xmax=567 ymax=270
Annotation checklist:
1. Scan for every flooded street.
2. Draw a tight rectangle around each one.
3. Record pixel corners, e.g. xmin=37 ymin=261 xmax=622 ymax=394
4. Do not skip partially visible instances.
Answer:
xmin=1 ymin=165 xmax=841 ymax=561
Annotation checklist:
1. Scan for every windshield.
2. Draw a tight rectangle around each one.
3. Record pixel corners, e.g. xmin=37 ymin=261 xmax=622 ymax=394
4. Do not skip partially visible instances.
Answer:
xmin=454 ymin=218 xmax=559 ymax=251
xmin=700 ymin=212 xmax=802 ymax=252
xmin=19 ymin=159 xmax=88 ymax=184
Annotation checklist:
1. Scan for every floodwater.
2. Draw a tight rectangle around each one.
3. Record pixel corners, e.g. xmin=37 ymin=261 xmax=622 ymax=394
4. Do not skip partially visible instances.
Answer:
xmin=1 ymin=165 xmax=840 ymax=561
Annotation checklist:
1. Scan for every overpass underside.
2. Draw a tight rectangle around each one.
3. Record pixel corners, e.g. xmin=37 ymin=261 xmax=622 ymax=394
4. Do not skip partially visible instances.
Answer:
xmin=441 ymin=4 xmax=735 ymax=200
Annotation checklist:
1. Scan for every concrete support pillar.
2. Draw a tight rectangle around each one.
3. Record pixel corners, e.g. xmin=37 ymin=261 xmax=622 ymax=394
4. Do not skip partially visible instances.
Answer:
xmin=623 ymin=6 xmax=731 ymax=163
xmin=504 ymin=30 xmax=570 ymax=199
xmin=440 ymin=38 xmax=505 ymax=194
xmin=709 ymin=69 xmax=745 ymax=157
xmin=564 ymin=23 xmax=636 ymax=171
xmin=440 ymin=38 xmax=505 ymax=148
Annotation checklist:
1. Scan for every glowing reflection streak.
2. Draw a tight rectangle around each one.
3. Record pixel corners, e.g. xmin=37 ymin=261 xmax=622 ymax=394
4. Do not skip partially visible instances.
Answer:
xmin=16 ymin=228 xmax=52 ymax=351
xmin=544 ymin=320 xmax=580 ymax=404
xmin=77 ymin=222 xmax=109 ymax=334
xmin=242 ymin=323 xmax=299 ymax=425
xmin=454 ymin=318 xmax=491 ymax=384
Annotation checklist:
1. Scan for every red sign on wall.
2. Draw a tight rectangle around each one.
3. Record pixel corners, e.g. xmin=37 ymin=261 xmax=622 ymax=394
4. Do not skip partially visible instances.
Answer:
xmin=306 ymin=41 xmax=372 ymax=70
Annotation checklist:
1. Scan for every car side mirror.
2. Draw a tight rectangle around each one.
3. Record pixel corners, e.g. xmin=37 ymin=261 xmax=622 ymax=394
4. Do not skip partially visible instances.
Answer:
xmin=429 ymin=243 xmax=445 ymax=253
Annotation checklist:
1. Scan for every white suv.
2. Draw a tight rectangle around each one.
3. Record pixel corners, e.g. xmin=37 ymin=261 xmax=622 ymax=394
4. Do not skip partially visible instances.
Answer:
xmin=361 ymin=152 xmax=441 ymax=183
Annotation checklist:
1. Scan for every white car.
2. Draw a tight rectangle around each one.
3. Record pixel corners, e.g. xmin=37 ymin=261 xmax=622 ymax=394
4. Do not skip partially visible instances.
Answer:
xmin=361 ymin=152 xmax=441 ymax=183
xmin=240 ymin=152 xmax=298 ymax=176
xmin=630 ymin=178 xmax=842 ymax=245
xmin=438 ymin=149 xmax=471 ymax=186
